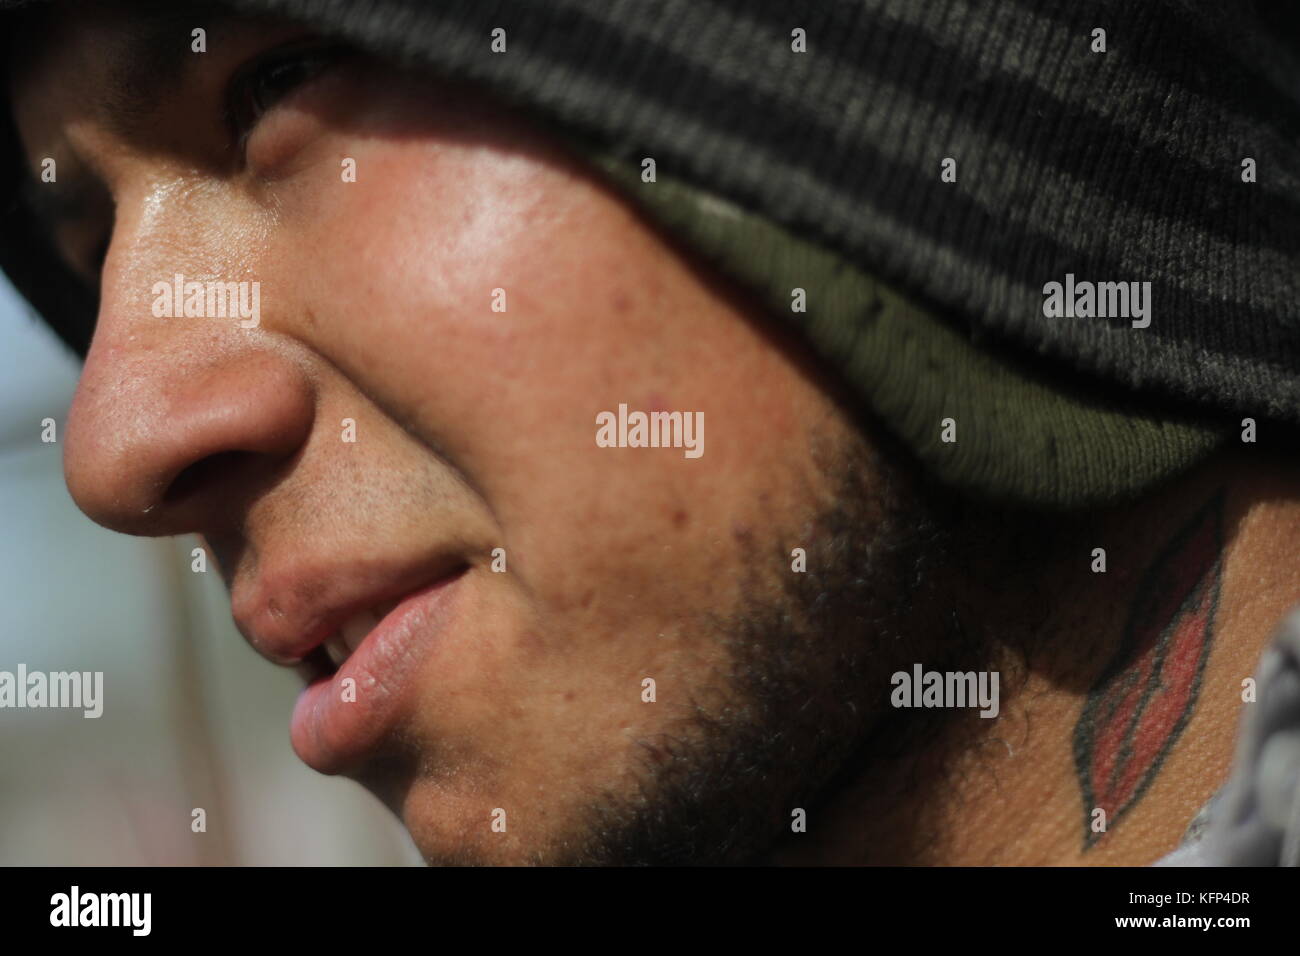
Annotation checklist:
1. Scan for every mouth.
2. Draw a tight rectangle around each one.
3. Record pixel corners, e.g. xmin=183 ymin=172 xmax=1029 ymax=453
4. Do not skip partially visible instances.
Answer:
xmin=288 ymin=564 xmax=469 ymax=774
xmin=295 ymin=597 xmax=405 ymax=683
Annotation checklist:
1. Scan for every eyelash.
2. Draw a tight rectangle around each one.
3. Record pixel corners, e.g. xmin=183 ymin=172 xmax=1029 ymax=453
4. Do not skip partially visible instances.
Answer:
xmin=223 ymin=41 xmax=348 ymax=154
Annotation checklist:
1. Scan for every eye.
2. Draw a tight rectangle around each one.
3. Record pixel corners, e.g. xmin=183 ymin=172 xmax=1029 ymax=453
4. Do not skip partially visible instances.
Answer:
xmin=224 ymin=40 xmax=348 ymax=152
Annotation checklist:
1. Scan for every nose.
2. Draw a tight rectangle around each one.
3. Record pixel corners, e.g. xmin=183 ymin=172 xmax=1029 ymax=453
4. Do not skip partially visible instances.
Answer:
xmin=59 ymin=163 xmax=319 ymax=538
xmin=63 ymin=320 xmax=316 ymax=539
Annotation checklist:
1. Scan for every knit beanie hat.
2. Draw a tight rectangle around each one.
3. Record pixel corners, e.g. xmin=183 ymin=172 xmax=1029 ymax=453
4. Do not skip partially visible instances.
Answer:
xmin=3 ymin=0 xmax=1296 ymax=507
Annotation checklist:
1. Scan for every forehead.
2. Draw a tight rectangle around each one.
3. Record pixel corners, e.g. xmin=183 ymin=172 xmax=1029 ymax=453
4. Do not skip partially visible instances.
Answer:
xmin=9 ymin=2 xmax=236 ymax=145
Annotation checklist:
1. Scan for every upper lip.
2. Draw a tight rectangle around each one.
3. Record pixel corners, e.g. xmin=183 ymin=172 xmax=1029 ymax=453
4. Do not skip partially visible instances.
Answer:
xmin=231 ymin=552 xmax=467 ymax=665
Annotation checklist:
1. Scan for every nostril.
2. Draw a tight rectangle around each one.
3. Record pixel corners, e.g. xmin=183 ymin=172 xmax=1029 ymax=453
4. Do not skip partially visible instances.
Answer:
xmin=163 ymin=450 xmax=256 ymax=505
xmin=62 ymin=345 xmax=316 ymax=536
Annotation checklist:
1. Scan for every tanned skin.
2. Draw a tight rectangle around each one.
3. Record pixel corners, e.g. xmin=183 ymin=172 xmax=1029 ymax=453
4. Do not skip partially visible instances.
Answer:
xmin=768 ymin=454 xmax=1300 ymax=865
xmin=1074 ymin=491 xmax=1222 ymax=850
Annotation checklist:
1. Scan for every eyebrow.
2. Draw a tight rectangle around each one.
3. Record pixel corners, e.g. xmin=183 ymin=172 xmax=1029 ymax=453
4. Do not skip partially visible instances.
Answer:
xmin=99 ymin=4 xmax=235 ymax=141
xmin=15 ymin=3 xmax=237 ymax=234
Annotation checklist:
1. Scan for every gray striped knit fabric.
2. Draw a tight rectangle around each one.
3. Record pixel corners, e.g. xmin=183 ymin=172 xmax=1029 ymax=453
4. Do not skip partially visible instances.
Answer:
xmin=3 ymin=0 xmax=1298 ymax=422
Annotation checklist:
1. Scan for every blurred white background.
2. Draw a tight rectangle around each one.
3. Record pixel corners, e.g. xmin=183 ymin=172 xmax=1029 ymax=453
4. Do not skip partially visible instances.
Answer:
xmin=0 ymin=274 xmax=421 ymax=865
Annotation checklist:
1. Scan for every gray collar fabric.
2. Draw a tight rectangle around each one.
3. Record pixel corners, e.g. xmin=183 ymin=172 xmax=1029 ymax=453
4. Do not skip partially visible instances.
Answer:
xmin=1155 ymin=607 xmax=1300 ymax=867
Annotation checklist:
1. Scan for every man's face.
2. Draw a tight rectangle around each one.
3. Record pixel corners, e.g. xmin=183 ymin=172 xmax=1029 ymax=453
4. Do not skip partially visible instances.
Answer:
xmin=11 ymin=4 xmax=935 ymax=864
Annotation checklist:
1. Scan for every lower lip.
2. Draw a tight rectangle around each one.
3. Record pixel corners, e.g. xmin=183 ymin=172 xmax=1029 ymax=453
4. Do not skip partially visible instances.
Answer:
xmin=290 ymin=570 xmax=465 ymax=773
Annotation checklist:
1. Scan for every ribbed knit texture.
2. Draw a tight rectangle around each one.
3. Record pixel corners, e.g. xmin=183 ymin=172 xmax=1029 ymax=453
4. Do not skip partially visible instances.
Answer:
xmin=2 ymin=0 xmax=1297 ymax=431
xmin=584 ymin=147 xmax=1228 ymax=507
xmin=223 ymin=0 xmax=1300 ymax=427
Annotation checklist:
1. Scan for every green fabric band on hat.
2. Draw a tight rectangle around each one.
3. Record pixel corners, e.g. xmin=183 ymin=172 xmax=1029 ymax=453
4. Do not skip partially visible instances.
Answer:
xmin=578 ymin=147 xmax=1229 ymax=510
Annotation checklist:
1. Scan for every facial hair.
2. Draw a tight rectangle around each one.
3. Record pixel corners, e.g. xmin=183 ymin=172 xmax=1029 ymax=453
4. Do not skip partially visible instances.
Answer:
xmin=544 ymin=421 xmax=1001 ymax=866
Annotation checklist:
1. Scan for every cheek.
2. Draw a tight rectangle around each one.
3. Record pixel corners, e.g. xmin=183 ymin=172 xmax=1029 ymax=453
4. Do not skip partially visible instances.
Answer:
xmin=283 ymin=137 xmax=588 ymax=404
xmin=276 ymin=136 xmax=678 ymax=486
xmin=270 ymin=128 xmax=819 ymax=603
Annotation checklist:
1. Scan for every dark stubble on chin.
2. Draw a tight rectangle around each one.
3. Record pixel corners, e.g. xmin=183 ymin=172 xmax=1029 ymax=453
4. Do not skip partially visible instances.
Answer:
xmin=545 ymin=418 xmax=1005 ymax=867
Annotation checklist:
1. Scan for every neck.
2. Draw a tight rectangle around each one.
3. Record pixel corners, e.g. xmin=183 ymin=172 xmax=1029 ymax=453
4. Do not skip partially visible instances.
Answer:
xmin=771 ymin=456 xmax=1300 ymax=865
